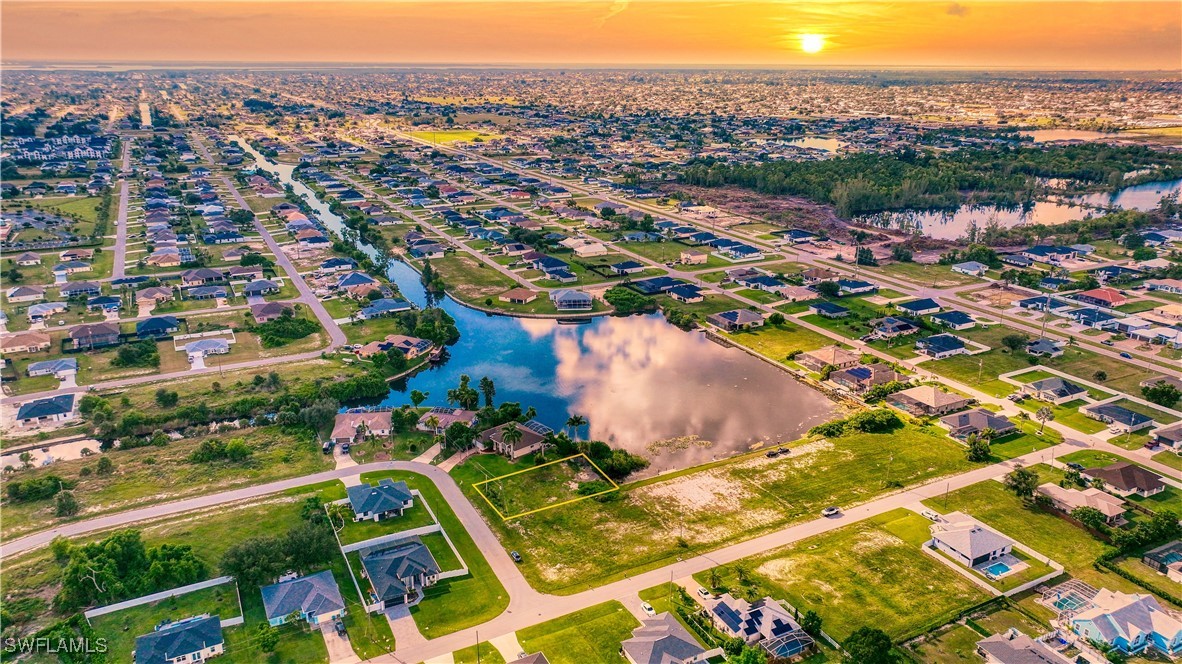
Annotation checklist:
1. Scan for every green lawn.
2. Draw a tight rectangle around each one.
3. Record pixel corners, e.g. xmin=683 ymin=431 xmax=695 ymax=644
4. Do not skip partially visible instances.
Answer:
xmin=1151 ymin=450 xmax=1182 ymax=471
xmin=724 ymin=321 xmax=835 ymax=361
xmin=451 ymin=424 xmax=976 ymax=594
xmin=656 ymin=293 xmax=745 ymax=318
xmin=870 ymin=262 xmax=983 ymax=288
xmin=355 ymin=470 xmax=510 ymax=638
xmin=988 ymin=421 xmax=1060 ymax=461
xmin=453 ymin=643 xmax=507 ymax=664
xmin=89 ymin=582 xmax=243 ymax=663
xmin=734 ymin=288 xmax=784 ymax=305
xmin=695 ymin=509 xmax=990 ymax=641
xmin=516 ymin=601 xmax=640 ymax=664
xmin=473 ymin=455 xmax=614 ymax=519
xmin=1016 ymin=399 xmax=1108 ymax=435
xmin=908 ymin=623 xmax=986 ymax=664
xmin=427 ymin=253 xmax=519 ymax=303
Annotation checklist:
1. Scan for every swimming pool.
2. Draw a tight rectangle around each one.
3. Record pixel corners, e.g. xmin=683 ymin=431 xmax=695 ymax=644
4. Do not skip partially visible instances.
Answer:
xmin=984 ymin=562 xmax=1012 ymax=577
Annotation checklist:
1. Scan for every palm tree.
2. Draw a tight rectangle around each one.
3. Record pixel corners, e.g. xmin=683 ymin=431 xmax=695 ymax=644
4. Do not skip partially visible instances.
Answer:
xmin=1035 ymin=406 xmax=1054 ymax=434
xmin=325 ymin=502 xmax=349 ymax=534
xmin=501 ymin=422 xmax=523 ymax=457
xmin=566 ymin=414 xmax=588 ymax=441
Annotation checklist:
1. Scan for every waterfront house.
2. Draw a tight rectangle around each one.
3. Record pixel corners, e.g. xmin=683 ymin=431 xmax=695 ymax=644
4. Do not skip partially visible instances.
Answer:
xmin=707 ymin=309 xmax=764 ymax=331
xmin=890 ymin=385 xmax=971 ymax=416
xmin=331 ymin=411 xmax=393 ymax=445
xmin=550 ymin=289 xmax=593 ymax=311
xmin=797 ymin=345 xmax=860 ymax=373
xmin=479 ymin=420 xmax=550 ymax=460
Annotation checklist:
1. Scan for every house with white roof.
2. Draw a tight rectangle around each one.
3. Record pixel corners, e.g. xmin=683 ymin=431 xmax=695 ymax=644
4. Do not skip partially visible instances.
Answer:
xmin=929 ymin=512 xmax=1013 ymax=569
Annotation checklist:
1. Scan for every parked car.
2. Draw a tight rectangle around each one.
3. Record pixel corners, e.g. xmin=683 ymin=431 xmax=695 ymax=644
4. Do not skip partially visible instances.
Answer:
xmin=821 ymin=506 xmax=842 ymax=517
xmin=1119 ymin=352 xmax=1133 ymax=359
xmin=340 ymin=443 xmax=351 ymax=454
xmin=1101 ymin=340 xmax=1114 ymax=346
xmin=322 ymin=442 xmax=333 ymax=454
xmin=510 ymin=551 xmax=522 ymax=563
xmin=697 ymin=587 xmax=712 ymax=600
xmin=1066 ymin=462 xmax=1085 ymax=471
xmin=334 ymin=620 xmax=347 ymax=637
xmin=920 ymin=509 xmax=941 ymax=522
xmin=641 ymin=602 xmax=655 ymax=617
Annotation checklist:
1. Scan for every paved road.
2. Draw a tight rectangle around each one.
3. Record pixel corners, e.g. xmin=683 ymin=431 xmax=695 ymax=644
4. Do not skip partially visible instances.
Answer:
xmin=112 ymin=140 xmax=132 ymax=280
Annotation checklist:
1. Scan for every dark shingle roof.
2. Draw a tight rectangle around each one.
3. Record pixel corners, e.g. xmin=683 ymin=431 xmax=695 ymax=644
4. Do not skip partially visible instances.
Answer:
xmin=134 ymin=616 xmax=223 ymax=664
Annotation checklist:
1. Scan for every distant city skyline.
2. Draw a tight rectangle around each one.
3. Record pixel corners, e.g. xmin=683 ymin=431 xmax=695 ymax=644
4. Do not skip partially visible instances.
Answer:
xmin=2 ymin=1 xmax=1179 ymax=71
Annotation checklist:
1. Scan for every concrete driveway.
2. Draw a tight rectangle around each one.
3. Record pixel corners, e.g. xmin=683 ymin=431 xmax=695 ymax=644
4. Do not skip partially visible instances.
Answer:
xmin=319 ymin=621 xmax=360 ymax=664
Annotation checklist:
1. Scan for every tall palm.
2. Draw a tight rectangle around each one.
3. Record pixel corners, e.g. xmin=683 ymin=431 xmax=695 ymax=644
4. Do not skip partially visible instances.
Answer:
xmin=1035 ymin=406 xmax=1054 ymax=434
xmin=501 ymin=422 xmax=523 ymax=456
xmin=566 ymin=414 xmax=588 ymax=441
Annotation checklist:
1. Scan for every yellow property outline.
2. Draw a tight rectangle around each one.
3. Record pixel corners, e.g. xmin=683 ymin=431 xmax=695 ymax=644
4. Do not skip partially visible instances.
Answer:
xmin=472 ymin=453 xmax=620 ymax=521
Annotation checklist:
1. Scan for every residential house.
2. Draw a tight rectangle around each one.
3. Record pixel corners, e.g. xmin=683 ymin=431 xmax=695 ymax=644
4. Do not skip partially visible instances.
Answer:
xmin=871 ymin=317 xmax=919 ymax=339
xmin=1070 ymin=589 xmax=1182 ymax=656
xmin=1081 ymin=403 xmax=1156 ymax=434
xmin=181 ymin=268 xmax=224 ymax=287
xmin=709 ymin=594 xmax=815 ymax=660
xmin=668 ymin=284 xmax=705 ymax=303
xmin=610 ymin=261 xmax=645 ymax=275
xmin=356 ymin=334 xmax=433 ymax=360
xmin=975 ymin=630 xmax=1073 ymax=664
xmin=416 ymin=408 xmax=479 ymax=433
xmin=1083 ymin=462 xmax=1165 ymax=498
xmin=951 ymin=262 xmax=989 ymax=277
xmin=250 ymin=302 xmax=293 ymax=324
xmin=930 ymin=512 xmax=1014 ymax=568
xmin=242 ymin=279 xmax=280 ymax=297
xmin=1037 ymin=484 xmax=1127 ymax=526
xmin=1 ymin=331 xmax=52 ymax=354
xmin=136 ymin=316 xmax=180 ymax=339
xmin=359 ymin=298 xmax=413 ymax=319
xmin=184 ymin=338 xmax=231 ymax=359
xmin=931 ymin=311 xmax=975 ymax=331
xmin=1143 ymin=542 xmax=1182 ymax=585
xmin=136 ymin=286 xmax=174 ymax=305
xmin=26 ymin=358 xmax=78 ymax=378
xmin=896 ymin=298 xmax=942 ymax=317
xmin=16 ymin=394 xmax=76 ymax=427
xmin=939 ymin=409 xmax=1017 ymax=440
xmin=890 ymin=385 xmax=972 ymax=416
xmin=499 ymin=288 xmax=538 ymax=305
xmin=837 ymin=279 xmax=877 ymax=296
xmin=1026 ymin=339 xmax=1065 ymax=358
xmin=829 ymin=363 xmax=904 ymax=394
xmin=1150 ymin=422 xmax=1182 ymax=451
xmin=133 ymin=615 xmax=224 ymax=664
xmin=1022 ymin=377 xmax=1087 ymax=405
xmin=260 ymin=570 xmax=346 ymax=627
xmin=1075 ymin=287 xmax=1128 ymax=309
xmin=550 ymin=289 xmax=593 ymax=311
xmin=14 ymin=252 xmax=42 ymax=266
xmin=478 ymin=420 xmax=550 ymax=460
xmin=60 ymin=281 xmax=101 ymax=298
xmin=331 ymin=411 xmax=393 ymax=445
xmin=5 ymin=285 xmax=46 ymax=303
xmin=797 ymin=345 xmax=860 ymax=373
xmin=915 ymin=334 xmax=969 ymax=359
xmin=346 ymin=479 xmax=414 ymax=521
xmin=706 ymin=309 xmax=764 ymax=331
xmin=359 ymin=537 xmax=441 ymax=609
xmin=70 ymin=322 xmax=121 ymax=349
xmin=680 ymin=250 xmax=708 ymax=265
xmin=809 ymin=302 xmax=849 ymax=319
xmin=621 ymin=613 xmax=717 ymax=664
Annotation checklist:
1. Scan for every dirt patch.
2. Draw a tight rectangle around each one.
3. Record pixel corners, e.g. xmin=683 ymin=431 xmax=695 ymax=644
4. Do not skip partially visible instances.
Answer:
xmin=637 ymin=470 xmax=756 ymax=515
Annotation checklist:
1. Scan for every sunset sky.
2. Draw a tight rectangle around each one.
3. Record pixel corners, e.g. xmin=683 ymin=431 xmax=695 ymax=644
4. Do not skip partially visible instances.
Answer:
xmin=2 ymin=1 xmax=1179 ymax=70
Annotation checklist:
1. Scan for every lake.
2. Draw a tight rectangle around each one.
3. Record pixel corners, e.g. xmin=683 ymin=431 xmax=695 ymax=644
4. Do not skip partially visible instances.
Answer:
xmin=235 ymin=139 xmax=836 ymax=470
xmin=859 ymin=177 xmax=1182 ymax=240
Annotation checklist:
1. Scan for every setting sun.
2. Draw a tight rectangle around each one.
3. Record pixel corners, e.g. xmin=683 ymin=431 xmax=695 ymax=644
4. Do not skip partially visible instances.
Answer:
xmin=800 ymin=33 xmax=825 ymax=54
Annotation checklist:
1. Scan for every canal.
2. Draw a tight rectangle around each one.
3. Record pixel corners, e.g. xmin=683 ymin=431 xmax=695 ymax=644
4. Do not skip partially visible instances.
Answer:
xmin=234 ymin=139 xmax=836 ymax=471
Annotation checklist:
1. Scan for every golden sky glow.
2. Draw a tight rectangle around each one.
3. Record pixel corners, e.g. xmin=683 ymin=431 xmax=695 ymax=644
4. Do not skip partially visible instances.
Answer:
xmin=2 ymin=1 xmax=1179 ymax=69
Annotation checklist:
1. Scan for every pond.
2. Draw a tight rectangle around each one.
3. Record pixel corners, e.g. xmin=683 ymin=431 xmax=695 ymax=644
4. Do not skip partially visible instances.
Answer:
xmin=235 ymin=139 xmax=837 ymax=470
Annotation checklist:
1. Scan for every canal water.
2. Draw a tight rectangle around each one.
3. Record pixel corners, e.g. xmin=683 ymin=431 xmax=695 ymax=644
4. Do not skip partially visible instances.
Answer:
xmin=235 ymin=140 xmax=836 ymax=470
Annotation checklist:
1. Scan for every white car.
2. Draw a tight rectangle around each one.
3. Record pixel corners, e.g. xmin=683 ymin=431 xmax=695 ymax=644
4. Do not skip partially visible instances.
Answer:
xmin=821 ymin=506 xmax=842 ymax=517
xmin=640 ymin=602 xmax=655 ymax=617
xmin=697 ymin=587 xmax=712 ymax=600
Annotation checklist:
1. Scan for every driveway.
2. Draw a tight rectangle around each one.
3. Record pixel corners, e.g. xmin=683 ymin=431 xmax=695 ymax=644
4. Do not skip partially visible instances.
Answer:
xmin=320 ymin=621 xmax=361 ymax=664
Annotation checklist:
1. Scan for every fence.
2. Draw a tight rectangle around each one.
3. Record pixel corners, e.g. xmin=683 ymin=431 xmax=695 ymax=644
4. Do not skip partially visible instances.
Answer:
xmin=83 ymin=576 xmax=243 ymax=628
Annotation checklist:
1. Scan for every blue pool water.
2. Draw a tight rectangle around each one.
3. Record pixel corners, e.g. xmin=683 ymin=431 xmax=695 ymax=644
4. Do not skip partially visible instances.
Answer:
xmin=984 ymin=562 xmax=1012 ymax=576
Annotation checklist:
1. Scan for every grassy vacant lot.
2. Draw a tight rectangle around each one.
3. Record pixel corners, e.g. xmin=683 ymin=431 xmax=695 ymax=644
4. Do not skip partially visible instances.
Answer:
xmin=354 ymin=470 xmax=510 ymax=639
xmin=870 ymin=262 xmax=983 ymax=288
xmin=452 ymin=423 xmax=976 ymax=594
xmin=1016 ymin=398 xmax=1108 ymax=434
xmin=908 ymin=622 xmax=985 ymax=664
xmin=473 ymin=454 xmax=615 ymax=519
xmin=920 ymin=470 xmax=1144 ymax=595
xmin=988 ymin=420 xmax=1061 ymax=461
xmin=90 ymin=582 xmax=243 ymax=663
xmin=0 ymin=426 xmax=331 ymax=540
xmin=724 ymin=320 xmax=834 ymax=361
xmin=406 ymin=130 xmax=502 ymax=144
xmin=657 ymin=293 xmax=745 ymax=317
xmin=798 ymin=296 xmax=894 ymax=340
xmin=428 ymin=253 xmax=518 ymax=303
xmin=516 ymin=601 xmax=639 ymax=664
xmin=697 ymin=509 xmax=990 ymax=641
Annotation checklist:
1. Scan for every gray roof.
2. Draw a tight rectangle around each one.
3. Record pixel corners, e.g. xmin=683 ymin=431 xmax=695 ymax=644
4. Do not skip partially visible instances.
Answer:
xmin=975 ymin=631 xmax=1069 ymax=664
xmin=134 ymin=616 xmax=223 ymax=664
xmin=1029 ymin=377 xmax=1086 ymax=399
xmin=621 ymin=613 xmax=706 ymax=664
xmin=16 ymin=394 xmax=74 ymax=421
xmin=347 ymin=479 xmax=413 ymax=517
xmin=360 ymin=537 xmax=441 ymax=603
xmin=27 ymin=358 xmax=78 ymax=374
xmin=260 ymin=570 xmax=344 ymax=621
xmin=933 ymin=517 xmax=1014 ymax=560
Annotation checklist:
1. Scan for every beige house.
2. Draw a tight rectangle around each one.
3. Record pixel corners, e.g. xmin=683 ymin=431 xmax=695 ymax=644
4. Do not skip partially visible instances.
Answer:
xmin=890 ymin=385 xmax=972 ymax=416
xmin=798 ymin=345 xmax=860 ymax=373
xmin=1037 ymin=483 xmax=1127 ymax=525
xmin=0 ymin=331 xmax=52 ymax=354
xmin=680 ymin=250 xmax=708 ymax=265
xmin=331 ymin=411 xmax=393 ymax=444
